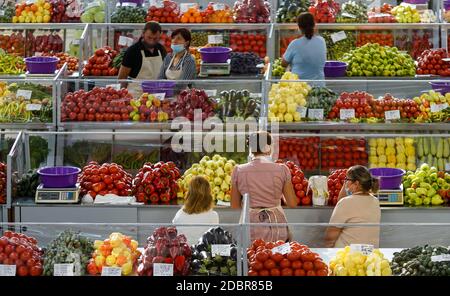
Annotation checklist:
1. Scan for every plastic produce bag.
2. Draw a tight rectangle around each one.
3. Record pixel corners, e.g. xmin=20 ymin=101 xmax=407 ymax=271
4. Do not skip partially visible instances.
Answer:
xmin=307 ymin=175 xmax=329 ymax=206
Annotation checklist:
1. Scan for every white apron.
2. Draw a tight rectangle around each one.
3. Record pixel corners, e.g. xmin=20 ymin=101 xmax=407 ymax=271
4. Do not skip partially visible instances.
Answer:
xmin=128 ymin=49 xmax=163 ymax=96
xmin=165 ymin=51 xmax=187 ymax=80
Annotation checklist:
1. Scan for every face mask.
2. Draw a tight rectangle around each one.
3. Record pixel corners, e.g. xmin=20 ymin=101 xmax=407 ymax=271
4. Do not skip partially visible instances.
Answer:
xmin=345 ymin=188 xmax=352 ymax=196
xmin=171 ymin=44 xmax=185 ymax=54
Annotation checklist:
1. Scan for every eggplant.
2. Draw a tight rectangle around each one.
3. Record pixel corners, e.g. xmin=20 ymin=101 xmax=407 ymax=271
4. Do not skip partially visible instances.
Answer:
xmin=195 ymin=242 xmax=208 ymax=253
xmin=202 ymin=231 xmax=216 ymax=245
xmin=199 ymin=251 xmax=210 ymax=260
xmin=230 ymin=247 xmax=237 ymax=261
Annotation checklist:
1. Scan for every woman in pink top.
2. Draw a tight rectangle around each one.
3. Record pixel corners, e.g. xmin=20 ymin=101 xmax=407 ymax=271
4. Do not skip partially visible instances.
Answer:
xmin=231 ymin=131 xmax=297 ymax=242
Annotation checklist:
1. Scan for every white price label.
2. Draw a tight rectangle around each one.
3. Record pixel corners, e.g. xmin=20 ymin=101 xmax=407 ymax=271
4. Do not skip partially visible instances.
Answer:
xmin=53 ymin=264 xmax=74 ymax=276
xmin=101 ymin=267 xmax=122 ymax=276
xmin=308 ymin=109 xmax=324 ymax=120
xmin=297 ymin=106 xmax=307 ymax=118
xmin=216 ymin=199 xmax=230 ymax=206
xmin=211 ymin=244 xmax=231 ymax=257
xmin=384 ymin=110 xmax=401 ymax=120
xmin=150 ymin=93 xmax=166 ymax=100
xmin=72 ymin=39 xmax=81 ymax=45
xmin=106 ymin=84 xmax=121 ymax=90
xmin=26 ymin=0 xmax=36 ymax=4
xmin=208 ymin=35 xmax=223 ymax=45
xmin=331 ymin=31 xmax=347 ymax=43
xmin=350 ymin=244 xmax=374 ymax=255
xmin=205 ymin=89 xmax=217 ymax=97
xmin=26 ymin=104 xmax=42 ymax=111
xmin=430 ymin=103 xmax=449 ymax=113
xmin=120 ymin=2 xmax=137 ymax=7
xmin=431 ymin=254 xmax=450 ymax=262
xmin=150 ymin=0 xmax=164 ymax=8
xmin=118 ymin=36 xmax=134 ymax=47
xmin=213 ymin=3 xmax=226 ymax=11
xmin=271 ymin=243 xmax=291 ymax=255
xmin=0 ymin=265 xmax=16 ymax=276
xmin=153 ymin=263 xmax=173 ymax=276
xmin=0 ymin=10 xmax=5 ymax=17
xmin=340 ymin=109 xmax=355 ymax=120
xmin=16 ymin=90 xmax=32 ymax=100
xmin=180 ymin=3 xmax=197 ymax=13
xmin=445 ymin=163 xmax=450 ymax=171
xmin=341 ymin=12 xmax=356 ymax=18
xmin=250 ymin=93 xmax=262 ymax=98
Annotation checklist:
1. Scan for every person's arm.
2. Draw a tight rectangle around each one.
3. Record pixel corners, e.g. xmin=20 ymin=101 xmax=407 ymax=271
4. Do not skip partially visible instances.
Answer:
xmin=318 ymin=37 xmax=327 ymax=66
xmin=118 ymin=48 xmax=134 ymax=88
xmin=158 ymin=55 xmax=169 ymax=79
xmin=118 ymin=66 xmax=131 ymax=88
xmin=230 ymin=167 xmax=242 ymax=209
xmin=281 ymin=165 xmax=297 ymax=208
xmin=325 ymin=201 xmax=347 ymax=247
xmin=180 ymin=55 xmax=197 ymax=80
xmin=324 ymin=227 xmax=342 ymax=248
xmin=282 ymin=40 xmax=296 ymax=67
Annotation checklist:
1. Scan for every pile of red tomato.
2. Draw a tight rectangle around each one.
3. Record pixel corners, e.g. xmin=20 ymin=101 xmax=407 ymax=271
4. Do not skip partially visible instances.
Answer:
xmin=229 ymin=32 xmax=267 ymax=58
xmin=82 ymin=47 xmax=119 ymax=77
xmin=146 ymin=0 xmax=180 ymax=23
xmin=327 ymin=169 xmax=347 ymax=206
xmin=247 ymin=239 xmax=329 ymax=276
xmin=356 ymin=32 xmax=394 ymax=47
xmin=328 ymin=91 xmax=374 ymax=120
xmin=276 ymin=160 xmax=311 ymax=206
xmin=416 ymin=48 xmax=450 ymax=76
xmin=0 ymin=231 xmax=43 ymax=276
xmin=321 ymin=138 xmax=368 ymax=171
xmin=308 ymin=0 xmax=339 ymax=23
xmin=278 ymin=137 xmax=320 ymax=171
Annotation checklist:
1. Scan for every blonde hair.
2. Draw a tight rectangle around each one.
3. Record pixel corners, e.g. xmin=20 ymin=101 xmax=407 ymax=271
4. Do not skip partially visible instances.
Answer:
xmin=183 ymin=176 xmax=214 ymax=214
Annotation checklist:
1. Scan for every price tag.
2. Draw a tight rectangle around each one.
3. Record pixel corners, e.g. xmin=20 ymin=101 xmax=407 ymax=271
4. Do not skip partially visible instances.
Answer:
xmin=150 ymin=0 xmax=164 ymax=8
xmin=297 ymin=106 xmax=307 ymax=118
xmin=445 ymin=163 xmax=450 ymax=171
xmin=308 ymin=109 xmax=324 ymax=120
xmin=101 ymin=267 xmax=122 ymax=276
xmin=213 ymin=3 xmax=226 ymax=11
xmin=216 ymin=199 xmax=230 ymax=206
xmin=72 ymin=39 xmax=81 ymax=45
xmin=350 ymin=244 xmax=374 ymax=255
xmin=208 ymin=35 xmax=223 ymax=45
xmin=271 ymin=243 xmax=291 ymax=255
xmin=150 ymin=93 xmax=166 ymax=100
xmin=118 ymin=36 xmax=134 ymax=47
xmin=26 ymin=0 xmax=36 ymax=4
xmin=0 ymin=10 xmax=5 ymax=17
xmin=0 ymin=265 xmax=16 ymax=276
xmin=106 ymin=84 xmax=121 ymax=90
xmin=384 ymin=110 xmax=401 ymax=120
xmin=180 ymin=3 xmax=197 ymax=13
xmin=26 ymin=104 xmax=42 ymax=111
xmin=205 ymin=90 xmax=217 ymax=97
xmin=53 ymin=264 xmax=74 ymax=276
xmin=331 ymin=31 xmax=347 ymax=43
xmin=430 ymin=103 xmax=449 ymax=113
xmin=250 ymin=93 xmax=262 ymax=98
xmin=341 ymin=12 xmax=356 ymax=19
xmin=153 ymin=263 xmax=173 ymax=276
xmin=211 ymin=244 xmax=231 ymax=257
xmin=16 ymin=90 xmax=32 ymax=100
xmin=340 ymin=109 xmax=355 ymax=120
xmin=431 ymin=254 xmax=450 ymax=262
xmin=120 ymin=2 xmax=137 ymax=7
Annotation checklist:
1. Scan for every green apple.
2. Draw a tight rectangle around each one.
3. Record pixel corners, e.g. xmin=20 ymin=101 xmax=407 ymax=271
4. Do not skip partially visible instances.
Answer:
xmin=228 ymin=159 xmax=236 ymax=166
xmin=225 ymin=175 xmax=232 ymax=184
xmin=215 ymin=168 xmax=225 ymax=178
xmin=216 ymin=192 xmax=225 ymax=201
xmin=191 ymin=168 xmax=198 ymax=175
xmin=212 ymin=155 xmax=221 ymax=162
xmin=213 ymin=186 xmax=221 ymax=195
xmin=202 ymin=156 xmax=210 ymax=161
xmin=216 ymin=160 xmax=225 ymax=168
xmin=221 ymin=182 xmax=229 ymax=192
xmin=205 ymin=168 xmax=214 ymax=176
xmin=214 ymin=177 xmax=222 ymax=186
xmin=224 ymin=194 xmax=231 ymax=202
xmin=192 ymin=164 xmax=199 ymax=169
xmin=224 ymin=162 xmax=234 ymax=173
xmin=199 ymin=159 xmax=207 ymax=167
xmin=197 ymin=167 xmax=205 ymax=175
xmin=207 ymin=160 xmax=218 ymax=170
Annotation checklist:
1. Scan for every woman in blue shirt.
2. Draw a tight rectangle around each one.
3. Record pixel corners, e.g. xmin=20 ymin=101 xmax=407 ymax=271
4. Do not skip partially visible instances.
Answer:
xmin=282 ymin=12 xmax=327 ymax=81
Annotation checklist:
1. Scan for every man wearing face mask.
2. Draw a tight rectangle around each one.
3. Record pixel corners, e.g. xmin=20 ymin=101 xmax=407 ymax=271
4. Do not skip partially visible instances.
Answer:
xmin=158 ymin=28 xmax=197 ymax=80
xmin=230 ymin=131 xmax=297 ymax=242
xmin=118 ymin=22 xmax=167 ymax=94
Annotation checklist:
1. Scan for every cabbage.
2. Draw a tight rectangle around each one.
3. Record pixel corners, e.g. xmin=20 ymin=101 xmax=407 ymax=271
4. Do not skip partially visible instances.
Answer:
xmin=94 ymin=11 xmax=105 ymax=23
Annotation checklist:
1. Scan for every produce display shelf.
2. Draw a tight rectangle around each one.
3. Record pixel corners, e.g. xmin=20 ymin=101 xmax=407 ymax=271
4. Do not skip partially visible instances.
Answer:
xmin=95 ymin=23 xmax=272 ymax=31
xmin=57 ymin=121 xmax=229 ymax=130
xmin=310 ymin=248 xmax=401 ymax=264
xmin=0 ymin=123 xmax=55 ymax=130
xmin=0 ymin=23 xmax=88 ymax=30
xmin=275 ymin=23 xmax=442 ymax=30
xmin=273 ymin=122 xmax=450 ymax=131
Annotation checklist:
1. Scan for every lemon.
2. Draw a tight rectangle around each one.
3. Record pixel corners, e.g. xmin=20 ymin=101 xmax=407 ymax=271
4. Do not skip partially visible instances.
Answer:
xmin=43 ymin=14 xmax=51 ymax=22
xmin=36 ymin=15 xmax=43 ymax=22
xmin=12 ymin=16 xmax=18 ymax=23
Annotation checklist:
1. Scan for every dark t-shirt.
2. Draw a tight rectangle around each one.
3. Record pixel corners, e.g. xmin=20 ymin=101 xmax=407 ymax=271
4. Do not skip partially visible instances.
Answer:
xmin=121 ymin=38 xmax=167 ymax=78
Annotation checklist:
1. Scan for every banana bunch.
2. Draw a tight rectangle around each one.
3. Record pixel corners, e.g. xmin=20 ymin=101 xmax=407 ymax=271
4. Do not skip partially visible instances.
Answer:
xmin=413 ymin=91 xmax=450 ymax=123
xmin=417 ymin=137 xmax=450 ymax=171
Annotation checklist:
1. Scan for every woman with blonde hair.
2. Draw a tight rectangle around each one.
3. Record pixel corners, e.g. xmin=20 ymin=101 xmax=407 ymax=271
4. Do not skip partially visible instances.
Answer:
xmin=173 ymin=176 xmax=219 ymax=244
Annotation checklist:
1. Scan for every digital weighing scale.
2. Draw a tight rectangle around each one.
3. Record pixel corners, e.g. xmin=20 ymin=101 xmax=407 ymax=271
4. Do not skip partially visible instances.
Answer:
xmin=375 ymin=185 xmax=404 ymax=206
xmin=199 ymin=60 xmax=231 ymax=77
xmin=35 ymin=183 xmax=81 ymax=204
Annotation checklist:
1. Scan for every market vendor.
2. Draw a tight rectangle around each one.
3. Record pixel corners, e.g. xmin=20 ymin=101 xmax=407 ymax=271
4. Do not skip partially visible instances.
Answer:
xmin=231 ymin=131 xmax=297 ymax=242
xmin=118 ymin=21 xmax=167 ymax=92
xmin=325 ymin=165 xmax=381 ymax=248
xmin=158 ymin=28 xmax=197 ymax=80
xmin=282 ymin=12 xmax=326 ymax=81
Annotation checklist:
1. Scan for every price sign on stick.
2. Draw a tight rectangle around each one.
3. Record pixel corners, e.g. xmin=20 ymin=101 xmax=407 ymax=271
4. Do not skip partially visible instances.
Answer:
xmin=153 ymin=263 xmax=173 ymax=276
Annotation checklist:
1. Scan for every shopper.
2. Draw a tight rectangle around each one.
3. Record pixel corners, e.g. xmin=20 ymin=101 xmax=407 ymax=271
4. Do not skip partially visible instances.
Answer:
xmin=158 ymin=28 xmax=197 ymax=80
xmin=325 ymin=165 xmax=381 ymax=248
xmin=282 ymin=12 xmax=326 ymax=81
xmin=231 ymin=131 xmax=297 ymax=242
xmin=118 ymin=22 xmax=166 ymax=93
xmin=172 ymin=175 xmax=219 ymax=245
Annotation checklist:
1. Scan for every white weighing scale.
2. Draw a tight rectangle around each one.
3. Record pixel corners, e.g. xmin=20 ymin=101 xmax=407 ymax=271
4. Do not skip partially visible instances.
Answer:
xmin=375 ymin=185 xmax=404 ymax=206
xmin=35 ymin=183 xmax=81 ymax=204
xmin=199 ymin=60 xmax=231 ymax=77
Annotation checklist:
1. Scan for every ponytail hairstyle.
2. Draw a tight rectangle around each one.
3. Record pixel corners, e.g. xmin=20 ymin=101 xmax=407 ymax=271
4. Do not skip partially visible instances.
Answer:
xmin=347 ymin=165 xmax=380 ymax=194
xmin=297 ymin=12 xmax=315 ymax=40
